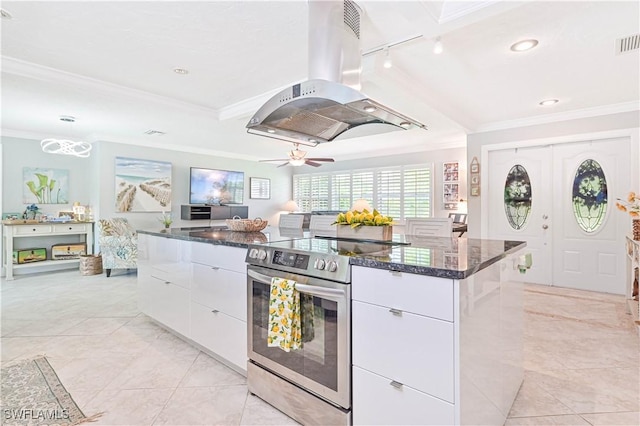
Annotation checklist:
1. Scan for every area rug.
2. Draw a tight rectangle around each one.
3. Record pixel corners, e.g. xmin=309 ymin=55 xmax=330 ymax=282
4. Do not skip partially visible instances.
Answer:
xmin=1 ymin=356 xmax=102 ymax=426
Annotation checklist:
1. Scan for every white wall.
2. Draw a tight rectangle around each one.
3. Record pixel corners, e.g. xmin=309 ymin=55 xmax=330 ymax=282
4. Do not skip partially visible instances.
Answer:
xmin=1 ymin=136 xmax=293 ymax=233
xmin=294 ymin=147 xmax=467 ymax=218
xmin=467 ymin=111 xmax=640 ymax=238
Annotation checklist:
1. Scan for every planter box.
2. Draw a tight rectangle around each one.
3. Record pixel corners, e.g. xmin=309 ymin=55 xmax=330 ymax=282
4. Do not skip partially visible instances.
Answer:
xmin=337 ymin=225 xmax=392 ymax=241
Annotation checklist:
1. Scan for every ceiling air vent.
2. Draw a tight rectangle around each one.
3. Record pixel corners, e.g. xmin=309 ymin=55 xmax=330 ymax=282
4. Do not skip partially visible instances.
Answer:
xmin=143 ymin=130 xmax=166 ymax=136
xmin=616 ymin=34 xmax=640 ymax=55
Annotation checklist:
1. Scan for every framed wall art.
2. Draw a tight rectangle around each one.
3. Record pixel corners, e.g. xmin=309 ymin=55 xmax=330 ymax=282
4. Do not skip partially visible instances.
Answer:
xmin=443 ymin=162 xmax=459 ymax=210
xmin=470 ymin=157 xmax=480 ymax=196
xmin=23 ymin=168 xmax=69 ymax=204
xmin=115 ymin=157 xmax=172 ymax=212
xmin=250 ymin=177 xmax=271 ymax=199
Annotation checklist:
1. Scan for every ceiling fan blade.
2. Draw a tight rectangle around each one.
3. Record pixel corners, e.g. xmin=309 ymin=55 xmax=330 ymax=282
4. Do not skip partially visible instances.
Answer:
xmin=305 ymin=158 xmax=335 ymax=162
xmin=305 ymin=161 xmax=323 ymax=167
xmin=259 ymin=159 xmax=290 ymax=162
xmin=276 ymin=162 xmax=290 ymax=168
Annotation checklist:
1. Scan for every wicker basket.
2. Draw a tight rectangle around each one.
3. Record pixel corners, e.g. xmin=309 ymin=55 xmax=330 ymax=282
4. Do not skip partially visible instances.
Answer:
xmin=225 ymin=216 xmax=268 ymax=232
xmin=79 ymin=254 xmax=103 ymax=276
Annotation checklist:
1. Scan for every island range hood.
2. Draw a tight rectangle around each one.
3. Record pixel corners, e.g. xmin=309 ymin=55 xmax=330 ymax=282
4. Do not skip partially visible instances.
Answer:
xmin=246 ymin=0 xmax=427 ymax=146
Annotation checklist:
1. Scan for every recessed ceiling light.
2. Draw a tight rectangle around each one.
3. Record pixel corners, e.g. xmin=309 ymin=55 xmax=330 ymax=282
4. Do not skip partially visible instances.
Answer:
xmin=539 ymin=99 xmax=559 ymax=106
xmin=510 ymin=39 xmax=539 ymax=52
xmin=364 ymin=105 xmax=377 ymax=113
xmin=1 ymin=9 xmax=13 ymax=19
xmin=173 ymin=68 xmax=189 ymax=75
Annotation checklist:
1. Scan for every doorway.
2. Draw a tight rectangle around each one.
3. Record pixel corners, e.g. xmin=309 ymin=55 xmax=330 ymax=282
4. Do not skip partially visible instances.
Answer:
xmin=487 ymin=137 xmax=632 ymax=294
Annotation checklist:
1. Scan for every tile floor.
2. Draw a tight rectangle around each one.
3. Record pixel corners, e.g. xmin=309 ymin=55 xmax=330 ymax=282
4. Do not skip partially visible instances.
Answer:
xmin=1 ymin=270 xmax=639 ymax=425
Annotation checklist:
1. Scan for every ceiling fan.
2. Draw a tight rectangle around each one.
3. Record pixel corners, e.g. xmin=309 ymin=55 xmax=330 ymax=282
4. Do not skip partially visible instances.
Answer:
xmin=259 ymin=143 xmax=335 ymax=168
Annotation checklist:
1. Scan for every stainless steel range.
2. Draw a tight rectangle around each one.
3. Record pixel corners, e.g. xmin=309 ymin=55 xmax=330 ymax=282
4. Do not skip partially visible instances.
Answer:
xmin=246 ymin=237 xmax=354 ymax=425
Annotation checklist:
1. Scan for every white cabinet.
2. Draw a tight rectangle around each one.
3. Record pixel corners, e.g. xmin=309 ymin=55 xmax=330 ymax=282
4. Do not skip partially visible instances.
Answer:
xmin=2 ymin=222 xmax=94 ymax=280
xmin=137 ymin=234 xmax=191 ymax=337
xmin=352 ymin=266 xmax=456 ymax=425
xmin=190 ymin=241 xmax=247 ymax=371
xmin=353 ymin=366 xmax=454 ymax=426
xmin=137 ymin=234 xmax=248 ymax=373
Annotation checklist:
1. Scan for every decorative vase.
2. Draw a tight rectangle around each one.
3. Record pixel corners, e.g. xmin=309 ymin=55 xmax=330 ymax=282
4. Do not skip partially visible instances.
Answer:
xmin=634 ymin=219 xmax=640 ymax=241
xmin=336 ymin=224 xmax=392 ymax=241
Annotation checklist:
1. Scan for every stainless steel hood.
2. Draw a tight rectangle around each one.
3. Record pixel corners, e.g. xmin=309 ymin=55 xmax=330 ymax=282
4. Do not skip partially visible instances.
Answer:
xmin=246 ymin=0 xmax=427 ymax=147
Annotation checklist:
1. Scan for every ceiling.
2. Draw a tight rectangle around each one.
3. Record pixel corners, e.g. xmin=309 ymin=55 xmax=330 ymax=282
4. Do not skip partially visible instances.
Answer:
xmin=1 ymin=1 xmax=639 ymax=163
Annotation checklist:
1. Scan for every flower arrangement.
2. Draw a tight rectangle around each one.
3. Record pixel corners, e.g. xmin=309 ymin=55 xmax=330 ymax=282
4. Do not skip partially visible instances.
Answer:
xmin=23 ymin=204 xmax=40 ymax=220
xmin=158 ymin=211 xmax=173 ymax=228
xmin=615 ymin=192 xmax=640 ymax=217
xmin=333 ymin=208 xmax=393 ymax=228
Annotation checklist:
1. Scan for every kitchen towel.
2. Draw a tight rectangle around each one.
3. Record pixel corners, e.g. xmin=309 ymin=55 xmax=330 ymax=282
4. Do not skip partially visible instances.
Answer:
xmin=267 ymin=277 xmax=302 ymax=352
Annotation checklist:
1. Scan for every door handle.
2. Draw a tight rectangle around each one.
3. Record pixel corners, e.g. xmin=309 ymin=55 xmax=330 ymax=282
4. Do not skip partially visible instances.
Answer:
xmin=542 ymin=224 xmax=549 ymax=230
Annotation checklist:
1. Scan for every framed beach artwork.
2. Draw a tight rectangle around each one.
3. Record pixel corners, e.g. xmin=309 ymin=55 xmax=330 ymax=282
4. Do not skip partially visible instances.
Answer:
xmin=23 ymin=168 xmax=69 ymax=204
xmin=115 ymin=157 xmax=172 ymax=212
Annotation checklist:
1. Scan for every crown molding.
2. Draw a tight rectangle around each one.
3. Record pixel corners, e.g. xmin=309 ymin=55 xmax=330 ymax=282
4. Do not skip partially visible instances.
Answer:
xmin=475 ymin=101 xmax=640 ymax=133
xmin=1 ymin=56 xmax=219 ymax=118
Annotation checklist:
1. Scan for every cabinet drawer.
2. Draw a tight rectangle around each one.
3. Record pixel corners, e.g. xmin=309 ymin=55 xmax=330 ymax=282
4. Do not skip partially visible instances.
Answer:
xmin=352 ymin=266 xmax=453 ymax=321
xmin=13 ymin=225 xmax=52 ymax=235
xmin=191 ymin=301 xmax=247 ymax=371
xmin=53 ymin=223 xmax=88 ymax=233
xmin=353 ymin=366 xmax=454 ymax=426
xmin=191 ymin=263 xmax=246 ymax=320
xmin=352 ymin=300 xmax=454 ymax=402
xmin=151 ymin=277 xmax=190 ymax=338
xmin=151 ymin=263 xmax=191 ymax=289
xmin=191 ymin=242 xmax=246 ymax=273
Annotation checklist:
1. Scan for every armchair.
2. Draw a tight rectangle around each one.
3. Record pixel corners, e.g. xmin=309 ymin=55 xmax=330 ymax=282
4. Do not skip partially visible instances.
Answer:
xmin=98 ymin=218 xmax=138 ymax=277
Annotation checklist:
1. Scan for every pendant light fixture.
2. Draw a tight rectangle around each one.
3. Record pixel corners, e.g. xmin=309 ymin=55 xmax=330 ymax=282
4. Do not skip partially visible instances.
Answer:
xmin=40 ymin=116 xmax=92 ymax=158
xmin=383 ymin=47 xmax=392 ymax=69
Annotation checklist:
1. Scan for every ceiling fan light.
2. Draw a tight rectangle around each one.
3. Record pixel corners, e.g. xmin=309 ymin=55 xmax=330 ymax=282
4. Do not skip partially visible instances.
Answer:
xmin=290 ymin=159 xmax=306 ymax=166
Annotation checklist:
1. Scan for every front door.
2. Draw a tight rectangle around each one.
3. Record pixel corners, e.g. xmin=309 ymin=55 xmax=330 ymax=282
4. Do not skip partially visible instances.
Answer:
xmin=488 ymin=137 xmax=631 ymax=294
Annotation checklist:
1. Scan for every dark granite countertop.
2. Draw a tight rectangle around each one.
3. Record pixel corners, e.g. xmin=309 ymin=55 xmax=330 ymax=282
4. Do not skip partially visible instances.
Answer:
xmin=137 ymin=226 xmax=309 ymax=248
xmin=347 ymin=236 xmax=526 ymax=279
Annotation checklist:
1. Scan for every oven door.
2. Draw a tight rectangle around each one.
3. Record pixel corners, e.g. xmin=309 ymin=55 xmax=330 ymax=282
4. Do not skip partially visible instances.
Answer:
xmin=247 ymin=265 xmax=351 ymax=409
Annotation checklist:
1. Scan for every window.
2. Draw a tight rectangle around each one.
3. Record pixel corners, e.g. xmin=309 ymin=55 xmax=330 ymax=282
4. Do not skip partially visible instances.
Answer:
xmin=293 ymin=164 xmax=432 ymax=219
xmin=572 ymin=159 xmax=607 ymax=233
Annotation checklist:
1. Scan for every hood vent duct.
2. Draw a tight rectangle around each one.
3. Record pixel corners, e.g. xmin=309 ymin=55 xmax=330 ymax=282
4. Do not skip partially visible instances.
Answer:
xmin=246 ymin=0 xmax=426 ymax=146
xmin=616 ymin=33 xmax=640 ymax=55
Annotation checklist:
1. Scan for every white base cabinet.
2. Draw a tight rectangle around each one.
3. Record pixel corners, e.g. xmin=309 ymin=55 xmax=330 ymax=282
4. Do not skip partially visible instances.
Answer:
xmin=137 ymin=233 xmax=248 ymax=372
xmin=352 ymin=255 xmax=524 ymax=426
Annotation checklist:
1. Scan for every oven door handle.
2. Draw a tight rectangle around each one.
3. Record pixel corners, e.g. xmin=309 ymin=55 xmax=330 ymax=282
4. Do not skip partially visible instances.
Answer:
xmin=248 ymin=269 xmax=346 ymax=301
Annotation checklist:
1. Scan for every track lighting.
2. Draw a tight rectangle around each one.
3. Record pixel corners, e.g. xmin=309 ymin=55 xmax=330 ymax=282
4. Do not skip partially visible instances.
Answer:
xmin=433 ymin=37 xmax=443 ymax=54
xmin=383 ymin=47 xmax=392 ymax=69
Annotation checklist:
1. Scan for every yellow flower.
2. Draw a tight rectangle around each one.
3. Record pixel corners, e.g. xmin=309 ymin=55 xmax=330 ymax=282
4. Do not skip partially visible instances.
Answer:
xmin=628 ymin=192 xmax=637 ymax=203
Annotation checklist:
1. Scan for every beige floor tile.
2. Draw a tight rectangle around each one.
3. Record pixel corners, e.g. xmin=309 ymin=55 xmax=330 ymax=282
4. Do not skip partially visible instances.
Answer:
xmin=82 ymin=388 xmax=174 ymax=426
xmin=153 ymin=385 xmax=248 ymax=425
xmin=58 ymin=317 xmax=131 ymax=335
xmin=179 ymin=352 xmax=246 ymax=388
xmin=48 ymin=356 xmax=136 ymax=392
xmin=504 ymin=414 xmax=590 ymax=425
xmin=105 ymin=351 xmax=198 ymax=390
xmin=508 ymin=377 xmax=575 ymax=417
xmin=580 ymin=411 xmax=640 ymax=425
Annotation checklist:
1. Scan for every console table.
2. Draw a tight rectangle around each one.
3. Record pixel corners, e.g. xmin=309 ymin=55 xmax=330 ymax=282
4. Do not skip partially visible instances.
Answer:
xmin=2 ymin=222 xmax=94 ymax=280
xmin=625 ymin=236 xmax=640 ymax=335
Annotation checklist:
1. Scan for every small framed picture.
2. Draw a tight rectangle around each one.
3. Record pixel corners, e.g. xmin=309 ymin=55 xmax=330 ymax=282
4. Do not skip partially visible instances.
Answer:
xmin=250 ymin=177 xmax=270 ymax=199
xmin=471 ymin=175 xmax=480 ymax=185
xmin=471 ymin=186 xmax=480 ymax=196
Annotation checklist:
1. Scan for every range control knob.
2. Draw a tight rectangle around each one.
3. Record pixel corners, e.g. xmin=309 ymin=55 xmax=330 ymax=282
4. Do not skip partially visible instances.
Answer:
xmin=314 ymin=258 xmax=326 ymax=270
xmin=257 ymin=249 xmax=268 ymax=260
xmin=249 ymin=248 xmax=259 ymax=259
xmin=326 ymin=260 xmax=338 ymax=272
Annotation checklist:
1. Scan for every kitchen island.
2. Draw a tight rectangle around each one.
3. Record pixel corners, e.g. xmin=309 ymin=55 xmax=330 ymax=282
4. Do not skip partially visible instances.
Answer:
xmin=137 ymin=227 xmax=527 ymax=425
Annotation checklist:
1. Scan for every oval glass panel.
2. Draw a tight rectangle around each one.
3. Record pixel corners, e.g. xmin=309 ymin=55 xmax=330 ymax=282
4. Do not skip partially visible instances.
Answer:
xmin=572 ymin=159 xmax=607 ymax=233
xmin=504 ymin=164 xmax=532 ymax=230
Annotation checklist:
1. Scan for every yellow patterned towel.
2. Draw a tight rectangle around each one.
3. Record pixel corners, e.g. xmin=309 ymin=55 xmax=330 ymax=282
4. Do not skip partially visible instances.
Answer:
xmin=267 ymin=277 xmax=301 ymax=352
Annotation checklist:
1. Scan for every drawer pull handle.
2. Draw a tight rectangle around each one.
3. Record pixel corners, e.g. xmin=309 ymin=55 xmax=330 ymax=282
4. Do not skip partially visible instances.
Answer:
xmin=211 ymin=266 xmax=220 ymax=270
xmin=390 ymin=271 xmax=402 ymax=277
xmin=390 ymin=380 xmax=403 ymax=389
xmin=389 ymin=308 xmax=403 ymax=316
xmin=211 ymin=309 xmax=220 ymax=314
xmin=164 ymin=281 xmax=171 ymax=285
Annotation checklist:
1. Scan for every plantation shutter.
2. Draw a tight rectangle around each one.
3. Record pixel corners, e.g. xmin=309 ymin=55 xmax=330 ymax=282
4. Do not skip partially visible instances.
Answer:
xmin=351 ymin=171 xmax=374 ymax=209
xmin=331 ymin=173 xmax=351 ymax=211
xmin=403 ymin=167 xmax=431 ymax=218
xmin=310 ymin=175 xmax=330 ymax=211
xmin=376 ymin=168 xmax=402 ymax=219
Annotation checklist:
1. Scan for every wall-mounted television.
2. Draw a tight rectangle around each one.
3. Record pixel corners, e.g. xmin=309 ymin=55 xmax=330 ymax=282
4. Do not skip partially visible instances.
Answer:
xmin=189 ymin=167 xmax=244 ymax=205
